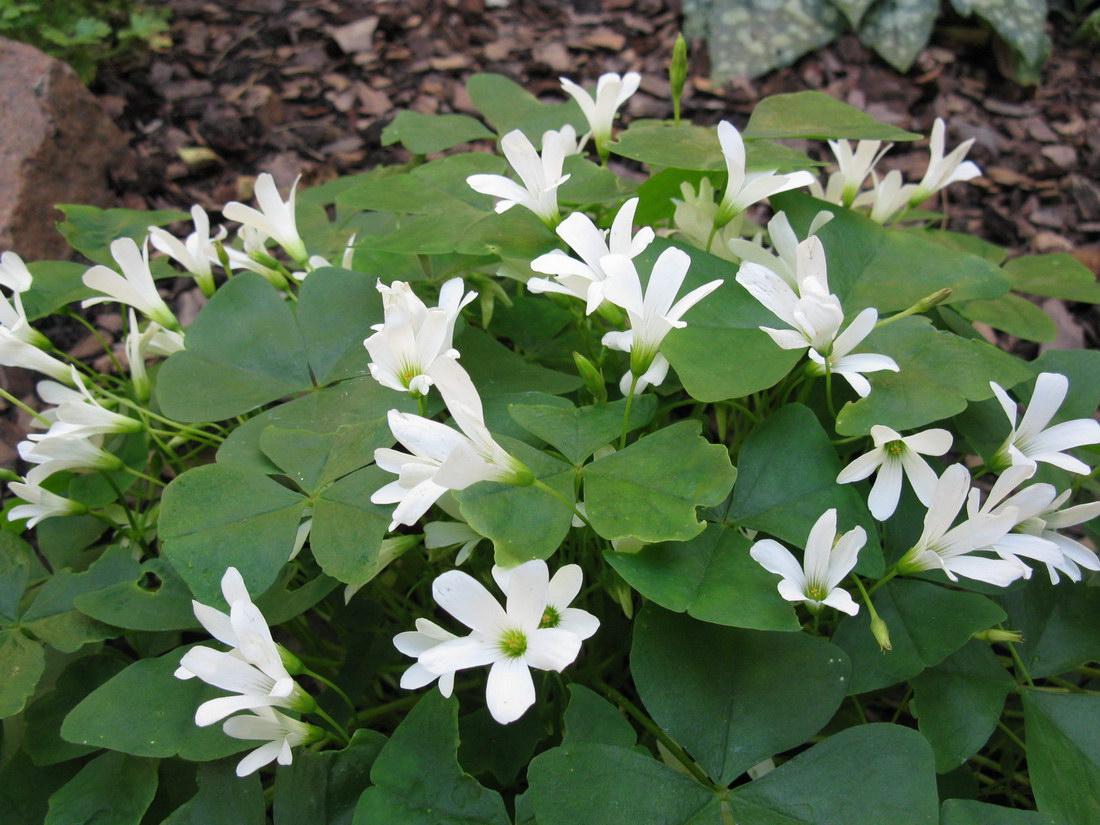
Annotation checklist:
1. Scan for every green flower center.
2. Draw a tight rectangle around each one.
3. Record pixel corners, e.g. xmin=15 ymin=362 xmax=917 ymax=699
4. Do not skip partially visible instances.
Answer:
xmin=498 ymin=628 xmax=528 ymax=658
xmin=806 ymin=584 xmax=827 ymax=601
xmin=885 ymin=440 xmax=905 ymax=457
xmin=539 ymin=606 xmax=561 ymax=629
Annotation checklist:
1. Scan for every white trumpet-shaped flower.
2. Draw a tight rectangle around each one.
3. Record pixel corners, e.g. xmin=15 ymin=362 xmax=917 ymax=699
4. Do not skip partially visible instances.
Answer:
xmin=989 ymin=372 xmax=1100 ymax=475
xmin=0 ymin=290 xmax=48 ymax=348
xmin=749 ymin=509 xmax=864 ymax=615
xmin=671 ymin=178 xmax=738 ymax=260
xmin=600 ymin=247 xmax=722 ymax=395
xmin=149 ymin=204 xmax=226 ymax=294
xmin=18 ymin=432 xmax=123 ymax=485
xmin=364 ymin=278 xmax=476 ymax=396
xmin=6 ymin=480 xmax=86 ymax=527
xmin=559 ymin=71 xmax=640 ymax=157
xmin=726 ymin=210 xmax=834 ymax=289
xmin=897 ymin=464 xmax=1027 ymax=586
xmin=853 ymin=170 xmax=918 ymax=225
xmin=805 ymin=307 xmax=899 ymax=398
xmin=45 ymin=367 xmax=142 ymax=439
xmin=467 ymin=128 xmax=572 ymax=225
xmin=528 ymin=197 xmax=654 ymax=314
xmin=0 ymin=251 xmax=33 ymax=293
xmin=818 ymin=139 xmax=892 ymax=207
xmin=714 ymin=120 xmax=815 ymax=227
xmin=0 ymin=325 xmax=74 ymax=384
xmin=1034 ymin=492 xmax=1100 ymax=584
xmin=411 ymin=560 xmax=594 ymax=724
xmin=837 ymin=426 xmax=953 ymax=520
xmin=223 ymin=708 xmax=323 ymax=777
xmin=223 ymin=173 xmax=308 ymax=264
xmin=909 ymin=118 xmax=982 ymax=206
xmin=82 ymin=237 xmax=178 ymax=329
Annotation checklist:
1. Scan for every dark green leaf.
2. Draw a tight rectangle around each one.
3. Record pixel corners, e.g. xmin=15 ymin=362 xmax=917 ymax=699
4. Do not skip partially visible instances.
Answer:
xmin=632 ymin=605 xmax=850 ymax=784
xmin=73 ymin=557 xmax=196 ymax=631
xmin=296 ymin=267 xmax=381 ymax=385
xmin=20 ymin=261 xmax=92 ymax=320
xmin=1023 ymin=690 xmax=1100 ymax=825
xmin=561 ymin=684 xmax=637 ymax=749
xmin=743 ymin=91 xmax=921 ymax=140
xmin=0 ymin=530 xmax=34 ymax=624
xmin=605 ymin=525 xmax=800 ymax=631
xmin=1000 ymin=576 xmax=1100 ymax=679
xmin=274 ymin=729 xmax=387 ymax=825
xmin=311 ymin=465 xmax=395 ymax=585
xmin=458 ymin=706 xmax=546 ymax=784
xmin=0 ymin=630 xmax=45 ymax=718
xmin=508 ymin=395 xmax=657 ymax=465
xmin=161 ymin=759 xmax=265 ymax=825
xmin=941 ymin=799 xmax=1054 ymax=824
xmin=45 ymin=751 xmax=158 ymax=825
xmin=354 ymin=692 xmax=509 ymax=825
xmin=455 ymin=328 xmax=581 ymax=397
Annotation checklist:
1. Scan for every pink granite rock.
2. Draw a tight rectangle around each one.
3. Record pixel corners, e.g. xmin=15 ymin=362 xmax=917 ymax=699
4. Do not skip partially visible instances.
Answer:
xmin=0 ymin=37 xmax=131 ymax=260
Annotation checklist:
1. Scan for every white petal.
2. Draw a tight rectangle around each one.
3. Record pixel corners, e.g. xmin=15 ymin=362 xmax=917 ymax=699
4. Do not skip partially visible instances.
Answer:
xmin=485 ymin=657 xmax=536 ymax=724
xmin=524 ymin=627 xmax=582 ymax=671
xmin=432 ymin=571 xmax=508 ymax=636
xmin=868 ymin=461 xmax=903 ymax=521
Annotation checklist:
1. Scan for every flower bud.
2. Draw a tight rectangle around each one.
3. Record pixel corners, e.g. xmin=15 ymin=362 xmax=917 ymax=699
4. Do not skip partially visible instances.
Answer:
xmin=573 ymin=352 xmax=607 ymax=403
xmin=871 ymin=614 xmax=892 ymax=652
xmin=669 ymin=33 xmax=688 ymax=123
xmin=973 ymin=628 xmax=1023 ymax=644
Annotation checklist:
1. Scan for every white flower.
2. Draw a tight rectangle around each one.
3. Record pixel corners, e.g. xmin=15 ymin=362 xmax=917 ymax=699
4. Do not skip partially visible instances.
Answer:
xmin=528 ymin=197 xmax=654 ymax=314
xmin=0 ymin=326 xmax=74 ymax=384
xmin=0 ymin=251 xmax=33 ymax=293
xmin=414 ymin=560 xmax=593 ymax=724
xmin=819 ymin=139 xmax=891 ymax=207
xmin=1036 ymin=493 xmax=1100 ymax=584
xmin=897 ymin=464 xmax=1028 ymax=586
xmin=989 ymin=372 xmax=1100 ymax=475
xmin=749 ymin=509 xmax=864 ymax=615
xmin=805 ymin=307 xmax=899 ymax=398
xmin=6 ymin=480 xmax=86 ymax=527
xmin=223 ymin=225 xmax=289 ymax=288
xmin=148 ymin=204 xmax=226 ymax=293
xmin=372 ymin=361 xmax=530 ymax=530
xmin=467 ymin=128 xmax=572 ymax=225
xmin=364 ymin=278 xmax=476 ymax=396
xmin=223 ymin=708 xmax=323 ymax=777
xmin=714 ymin=120 xmax=815 ymax=227
xmin=853 ymin=170 xmax=918 ymax=224
xmin=18 ymin=432 xmax=122 ymax=485
xmin=46 ymin=367 xmax=141 ymax=439
xmin=394 ymin=618 xmax=460 ymax=696
xmin=0 ymin=290 xmax=48 ymax=348
xmin=726 ymin=210 xmax=834 ymax=289
xmin=559 ymin=71 xmax=640 ymax=155
xmin=671 ymin=178 xmax=737 ymax=259
xmin=837 ymin=426 xmax=953 ymax=520
xmin=492 ymin=562 xmax=600 ymax=640
xmin=909 ymin=118 xmax=981 ymax=206
xmin=82 ymin=237 xmax=178 ymax=329
xmin=600 ymin=247 xmax=722 ymax=394
xmin=223 ymin=173 xmax=308 ymax=264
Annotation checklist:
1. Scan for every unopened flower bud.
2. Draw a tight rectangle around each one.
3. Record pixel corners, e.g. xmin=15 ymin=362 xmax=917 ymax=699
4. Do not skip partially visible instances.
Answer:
xmin=871 ymin=614 xmax=892 ymax=652
xmin=973 ymin=628 xmax=1023 ymax=644
xmin=573 ymin=352 xmax=608 ymax=403
xmin=669 ymin=33 xmax=688 ymax=124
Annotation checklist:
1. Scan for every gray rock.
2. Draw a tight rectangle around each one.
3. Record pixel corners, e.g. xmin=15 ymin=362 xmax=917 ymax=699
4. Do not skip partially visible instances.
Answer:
xmin=0 ymin=37 xmax=131 ymax=261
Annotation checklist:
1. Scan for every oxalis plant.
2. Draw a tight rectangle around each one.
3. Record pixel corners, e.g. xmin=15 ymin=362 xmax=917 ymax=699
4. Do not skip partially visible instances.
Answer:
xmin=1 ymin=57 xmax=1099 ymax=825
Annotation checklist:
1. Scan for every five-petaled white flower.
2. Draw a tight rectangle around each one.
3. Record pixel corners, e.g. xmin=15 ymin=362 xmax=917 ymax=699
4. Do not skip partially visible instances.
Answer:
xmin=989 ymin=372 xmax=1100 ymax=475
xmin=467 ymin=128 xmax=572 ymax=226
xmin=6 ymin=480 xmax=86 ymax=527
xmin=223 ymin=173 xmax=309 ymax=264
xmin=837 ymin=425 xmax=953 ymax=520
xmin=493 ymin=562 xmax=600 ymax=641
xmin=749 ymin=509 xmax=864 ymax=615
xmin=559 ymin=71 xmax=640 ymax=159
xmin=714 ymin=120 xmax=816 ymax=228
xmin=529 ymin=197 xmax=654 ymax=314
xmin=148 ymin=204 xmax=226 ymax=295
xmin=600 ymin=247 xmax=722 ymax=395
xmin=411 ymin=560 xmax=596 ymax=724
xmin=364 ymin=278 xmax=477 ymax=396
xmin=816 ymin=139 xmax=892 ymax=207
xmin=223 ymin=707 xmax=323 ymax=777
xmin=82 ymin=237 xmax=179 ymax=330
xmin=908 ymin=118 xmax=981 ymax=206
xmin=805 ymin=308 xmax=899 ymax=398
xmin=897 ymin=464 xmax=1027 ymax=587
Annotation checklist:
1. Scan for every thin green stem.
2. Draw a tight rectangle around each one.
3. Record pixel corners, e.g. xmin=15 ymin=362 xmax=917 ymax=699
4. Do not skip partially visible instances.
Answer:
xmin=824 ymin=361 xmax=837 ymax=420
xmin=416 ymin=393 xmax=429 ymax=418
xmin=304 ymin=668 xmax=357 ymax=717
xmin=595 ymin=679 xmax=715 ymax=789
xmin=99 ymin=471 xmax=149 ymax=554
xmin=0 ymin=387 xmax=50 ymax=425
xmin=354 ymin=693 xmax=426 ymax=725
xmin=704 ymin=223 xmax=719 ymax=255
xmin=532 ymin=478 xmax=591 ymax=529
xmin=121 ymin=465 xmax=165 ymax=487
xmin=65 ymin=311 xmax=124 ymax=374
xmin=997 ymin=720 xmax=1027 ymax=752
xmin=1004 ymin=629 xmax=1035 ymax=687
xmin=866 ymin=565 xmax=899 ymax=597
xmin=310 ymin=703 xmax=350 ymax=746
xmin=619 ymin=373 xmax=639 ymax=450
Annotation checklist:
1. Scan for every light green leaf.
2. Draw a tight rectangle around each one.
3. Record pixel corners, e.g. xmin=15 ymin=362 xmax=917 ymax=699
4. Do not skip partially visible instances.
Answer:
xmin=1004 ymin=252 xmax=1100 ymax=303
xmin=354 ymin=692 xmax=509 ymax=825
xmin=832 ymin=579 xmax=1007 ymax=693
xmin=1023 ymin=690 xmax=1100 ymax=825
xmin=561 ymin=685 xmax=637 ymax=749
xmin=527 ymin=742 xmax=720 ymax=825
xmin=72 ymin=557 xmax=196 ymax=632
xmin=859 ymin=0 xmax=939 ymax=73
xmin=455 ymin=439 xmax=575 ymax=565
xmin=156 ymin=272 xmax=313 ymax=422
xmin=584 ymin=421 xmax=735 ymax=543
xmin=44 ymin=751 xmax=157 ymax=825
xmin=609 ymin=121 xmax=817 ymax=171
xmin=726 ymin=403 xmax=882 ymax=573
xmin=160 ymin=463 xmax=307 ymax=604
xmin=954 ymin=293 xmax=1057 ymax=342
xmin=381 ymin=111 xmax=494 ymax=154
xmin=632 ymin=605 xmax=850 ymax=784
xmin=910 ymin=641 xmax=1016 ymax=772
xmin=61 ymin=647 xmax=249 ymax=760
xmin=273 ymin=729 xmax=387 ymax=825
xmin=728 ymin=724 xmax=939 ymax=824
xmin=162 ymin=760 xmax=265 ymax=825
xmin=605 ymin=525 xmax=800 ymax=631
xmin=1029 ymin=349 xmax=1100 ymax=420
xmin=941 ymin=799 xmax=1055 ymax=824
xmin=508 ymin=396 xmax=657 ymax=465
xmin=20 ymin=261 xmax=91 ymax=320
xmin=0 ymin=630 xmax=45 ymax=719
xmin=835 ymin=316 xmax=1033 ymax=436
xmin=54 ymin=204 xmax=188 ymax=265
xmin=743 ymin=91 xmax=921 ymax=140
xmin=466 ymin=73 xmax=585 ymax=140
xmin=558 ymin=156 xmax=636 ymax=205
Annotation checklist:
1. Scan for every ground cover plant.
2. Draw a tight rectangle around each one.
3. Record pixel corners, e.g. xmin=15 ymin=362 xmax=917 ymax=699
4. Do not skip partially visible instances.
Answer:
xmin=1 ymin=60 xmax=1099 ymax=825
